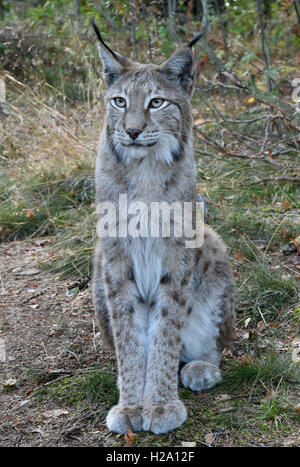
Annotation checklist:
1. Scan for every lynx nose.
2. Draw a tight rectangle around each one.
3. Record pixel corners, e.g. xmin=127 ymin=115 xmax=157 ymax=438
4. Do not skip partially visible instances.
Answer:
xmin=126 ymin=128 xmax=142 ymax=140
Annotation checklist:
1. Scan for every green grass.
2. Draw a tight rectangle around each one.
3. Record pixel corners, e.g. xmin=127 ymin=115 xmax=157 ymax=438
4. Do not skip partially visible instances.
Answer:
xmin=28 ymin=364 xmax=119 ymax=423
xmin=21 ymin=348 xmax=299 ymax=447
xmin=220 ymin=351 xmax=298 ymax=394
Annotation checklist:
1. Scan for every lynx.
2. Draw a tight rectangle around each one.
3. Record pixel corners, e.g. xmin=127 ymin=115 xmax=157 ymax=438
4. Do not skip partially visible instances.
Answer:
xmin=91 ymin=21 xmax=235 ymax=435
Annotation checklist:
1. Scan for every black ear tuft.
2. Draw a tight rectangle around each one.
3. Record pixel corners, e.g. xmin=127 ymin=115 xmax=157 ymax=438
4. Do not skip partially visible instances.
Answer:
xmin=90 ymin=18 xmax=132 ymax=86
xmin=90 ymin=18 xmax=120 ymax=62
xmin=186 ymin=31 xmax=205 ymax=49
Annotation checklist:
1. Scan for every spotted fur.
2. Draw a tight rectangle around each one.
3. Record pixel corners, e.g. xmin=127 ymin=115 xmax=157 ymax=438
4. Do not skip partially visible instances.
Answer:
xmin=92 ymin=33 xmax=235 ymax=434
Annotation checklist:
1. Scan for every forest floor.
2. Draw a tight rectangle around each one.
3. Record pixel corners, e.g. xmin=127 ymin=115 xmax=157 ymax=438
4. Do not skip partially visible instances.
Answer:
xmin=0 ymin=228 xmax=299 ymax=447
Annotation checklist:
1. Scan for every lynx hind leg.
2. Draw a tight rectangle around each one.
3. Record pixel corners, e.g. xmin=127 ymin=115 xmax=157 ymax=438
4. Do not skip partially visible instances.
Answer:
xmin=180 ymin=226 xmax=235 ymax=392
xmin=180 ymin=285 xmax=234 ymax=391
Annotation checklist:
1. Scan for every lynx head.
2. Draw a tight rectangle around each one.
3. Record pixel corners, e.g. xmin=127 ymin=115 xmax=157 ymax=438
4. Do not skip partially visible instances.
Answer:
xmin=91 ymin=21 xmax=202 ymax=164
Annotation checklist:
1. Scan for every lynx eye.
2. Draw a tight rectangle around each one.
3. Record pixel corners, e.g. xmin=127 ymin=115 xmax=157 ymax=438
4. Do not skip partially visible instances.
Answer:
xmin=113 ymin=97 xmax=126 ymax=108
xmin=149 ymin=98 xmax=164 ymax=109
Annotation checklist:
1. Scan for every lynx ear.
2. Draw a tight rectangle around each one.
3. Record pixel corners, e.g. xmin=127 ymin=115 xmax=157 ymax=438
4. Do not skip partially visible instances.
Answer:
xmin=160 ymin=48 xmax=194 ymax=94
xmin=90 ymin=19 xmax=132 ymax=86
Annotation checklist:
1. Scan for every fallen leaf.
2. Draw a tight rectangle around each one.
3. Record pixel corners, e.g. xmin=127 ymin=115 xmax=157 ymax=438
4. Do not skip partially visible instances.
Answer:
xmin=125 ymin=429 xmax=137 ymax=446
xmin=242 ymin=331 xmax=250 ymax=341
xmin=244 ymin=317 xmax=251 ymax=328
xmin=222 ymin=347 xmax=233 ymax=357
xmin=194 ymin=118 xmax=205 ymax=126
xmin=0 ymin=338 xmax=6 ymax=363
xmin=3 ymin=378 xmax=17 ymax=387
xmin=26 ymin=209 xmax=35 ymax=219
xmin=240 ymin=353 xmax=253 ymax=364
xmin=247 ymin=96 xmax=255 ymax=104
xmin=43 ymin=409 xmax=69 ymax=419
xmin=215 ymin=394 xmax=231 ymax=402
xmin=292 ymin=336 xmax=300 ymax=347
xmin=257 ymin=320 xmax=266 ymax=332
xmin=205 ymin=433 xmax=216 ymax=445
xmin=14 ymin=268 xmax=40 ymax=276
xmin=281 ymin=200 xmax=291 ymax=210
xmin=235 ymin=251 xmax=247 ymax=261
xmin=219 ymin=406 xmax=234 ymax=413
xmin=292 ymin=347 xmax=300 ymax=363
xmin=261 ymin=389 xmax=276 ymax=403
xmin=32 ymin=428 xmax=45 ymax=437
xmin=181 ymin=441 xmax=196 ymax=447
xmin=66 ymin=287 xmax=79 ymax=297
xmin=19 ymin=399 xmax=30 ymax=407
xmin=292 ymin=235 xmax=300 ymax=247
xmin=283 ymin=437 xmax=299 ymax=447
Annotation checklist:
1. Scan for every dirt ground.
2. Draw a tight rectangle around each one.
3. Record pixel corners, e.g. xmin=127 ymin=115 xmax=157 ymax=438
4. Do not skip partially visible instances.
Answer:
xmin=0 ymin=239 xmax=116 ymax=447
xmin=1 ymin=239 xmax=299 ymax=448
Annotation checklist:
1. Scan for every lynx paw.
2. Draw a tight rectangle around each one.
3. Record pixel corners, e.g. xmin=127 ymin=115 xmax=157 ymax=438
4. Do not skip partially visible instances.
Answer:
xmin=106 ymin=405 xmax=143 ymax=434
xmin=180 ymin=361 xmax=221 ymax=391
xmin=142 ymin=401 xmax=187 ymax=434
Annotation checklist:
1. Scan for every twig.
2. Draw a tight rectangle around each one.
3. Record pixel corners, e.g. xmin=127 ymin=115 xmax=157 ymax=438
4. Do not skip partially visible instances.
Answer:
xmin=194 ymin=126 xmax=288 ymax=166
xmin=194 ymin=126 xmax=224 ymax=151
xmin=259 ymin=116 xmax=272 ymax=154
xmin=257 ymin=306 xmax=268 ymax=326
xmin=245 ymin=175 xmax=300 ymax=185
xmin=222 ymin=115 xmax=271 ymax=124
xmin=22 ymin=288 xmax=49 ymax=304
xmin=26 ymin=372 xmax=74 ymax=399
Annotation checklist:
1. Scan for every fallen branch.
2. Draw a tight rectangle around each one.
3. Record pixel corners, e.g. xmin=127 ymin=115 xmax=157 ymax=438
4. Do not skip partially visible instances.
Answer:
xmin=194 ymin=127 xmax=288 ymax=167
xmin=244 ymin=174 xmax=300 ymax=185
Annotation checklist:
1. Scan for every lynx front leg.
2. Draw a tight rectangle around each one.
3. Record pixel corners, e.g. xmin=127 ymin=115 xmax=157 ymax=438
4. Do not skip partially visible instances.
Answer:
xmin=142 ymin=264 xmax=193 ymax=434
xmin=103 ymin=257 xmax=147 ymax=434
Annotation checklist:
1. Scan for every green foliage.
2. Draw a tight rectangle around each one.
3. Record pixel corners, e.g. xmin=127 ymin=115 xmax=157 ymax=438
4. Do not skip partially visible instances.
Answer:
xmin=241 ymin=52 xmax=257 ymax=63
xmin=221 ymin=351 xmax=297 ymax=394
xmin=79 ymin=367 xmax=118 ymax=407
xmin=31 ymin=365 xmax=118 ymax=420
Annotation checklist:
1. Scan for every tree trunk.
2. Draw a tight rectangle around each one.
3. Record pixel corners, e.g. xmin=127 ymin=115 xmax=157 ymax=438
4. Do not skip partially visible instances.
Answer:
xmin=168 ymin=0 xmax=177 ymax=40
xmin=255 ymin=0 xmax=273 ymax=92
xmin=74 ymin=0 xmax=80 ymax=20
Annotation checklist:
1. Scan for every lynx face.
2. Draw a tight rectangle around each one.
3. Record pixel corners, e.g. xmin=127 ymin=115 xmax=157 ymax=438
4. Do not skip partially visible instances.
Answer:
xmin=97 ymin=39 xmax=195 ymax=164
xmin=105 ymin=70 xmax=184 ymax=163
